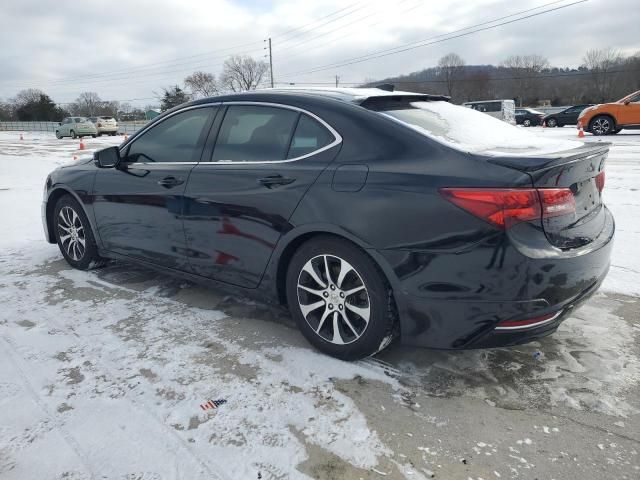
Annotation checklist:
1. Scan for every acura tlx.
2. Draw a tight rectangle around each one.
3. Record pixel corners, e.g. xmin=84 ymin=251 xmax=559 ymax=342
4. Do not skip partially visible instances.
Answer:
xmin=42 ymin=87 xmax=614 ymax=360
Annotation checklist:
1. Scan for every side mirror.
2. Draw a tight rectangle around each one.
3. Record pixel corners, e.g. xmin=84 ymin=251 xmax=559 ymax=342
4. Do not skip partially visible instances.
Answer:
xmin=94 ymin=146 xmax=120 ymax=168
xmin=624 ymin=100 xmax=631 ymax=105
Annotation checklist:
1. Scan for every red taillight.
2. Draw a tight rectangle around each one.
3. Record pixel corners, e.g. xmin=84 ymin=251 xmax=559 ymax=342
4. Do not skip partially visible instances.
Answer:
xmin=538 ymin=188 xmax=576 ymax=218
xmin=595 ymin=170 xmax=605 ymax=193
xmin=440 ymin=187 xmax=576 ymax=229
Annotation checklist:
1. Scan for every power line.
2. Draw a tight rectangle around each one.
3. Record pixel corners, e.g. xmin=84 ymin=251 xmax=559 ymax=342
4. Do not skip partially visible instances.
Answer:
xmin=271 ymin=1 xmax=362 ymax=41
xmin=280 ymin=0 xmax=586 ymax=78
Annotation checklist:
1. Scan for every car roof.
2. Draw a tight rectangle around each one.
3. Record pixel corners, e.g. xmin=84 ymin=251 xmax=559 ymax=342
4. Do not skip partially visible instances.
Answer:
xmin=189 ymin=87 xmax=450 ymax=107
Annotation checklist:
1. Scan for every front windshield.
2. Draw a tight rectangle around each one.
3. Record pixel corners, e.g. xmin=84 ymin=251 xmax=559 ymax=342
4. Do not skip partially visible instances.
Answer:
xmin=381 ymin=101 xmax=581 ymax=156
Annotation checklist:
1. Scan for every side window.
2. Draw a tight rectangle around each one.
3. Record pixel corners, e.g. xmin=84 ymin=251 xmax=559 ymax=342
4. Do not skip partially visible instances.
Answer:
xmin=485 ymin=102 xmax=501 ymax=113
xmin=287 ymin=114 xmax=334 ymax=159
xmin=212 ymin=105 xmax=298 ymax=162
xmin=127 ymin=107 xmax=213 ymax=163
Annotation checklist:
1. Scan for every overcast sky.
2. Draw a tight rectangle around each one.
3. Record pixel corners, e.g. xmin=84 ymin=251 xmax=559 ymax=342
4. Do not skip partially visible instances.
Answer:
xmin=1 ymin=0 xmax=638 ymax=106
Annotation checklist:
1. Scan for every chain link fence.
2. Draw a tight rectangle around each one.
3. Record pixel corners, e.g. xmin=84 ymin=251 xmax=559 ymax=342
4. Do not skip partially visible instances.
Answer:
xmin=0 ymin=121 xmax=148 ymax=135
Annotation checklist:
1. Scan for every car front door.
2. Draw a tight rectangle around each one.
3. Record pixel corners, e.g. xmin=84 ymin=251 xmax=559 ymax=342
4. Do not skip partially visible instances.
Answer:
xmin=618 ymin=93 xmax=640 ymax=126
xmin=92 ymin=105 xmax=217 ymax=270
xmin=182 ymin=103 xmax=341 ymax=287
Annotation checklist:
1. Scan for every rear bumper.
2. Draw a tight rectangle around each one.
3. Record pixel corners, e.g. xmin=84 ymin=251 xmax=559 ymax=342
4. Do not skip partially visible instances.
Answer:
xmin=380 ymin=207 xmax=614 ymax=349
xmin=97 ymin=126 xmax=118 ymax=133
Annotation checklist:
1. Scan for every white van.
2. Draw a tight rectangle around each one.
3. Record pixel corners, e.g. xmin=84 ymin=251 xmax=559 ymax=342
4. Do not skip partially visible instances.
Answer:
xmin=462 ymin=100 xmax=516 ymax=125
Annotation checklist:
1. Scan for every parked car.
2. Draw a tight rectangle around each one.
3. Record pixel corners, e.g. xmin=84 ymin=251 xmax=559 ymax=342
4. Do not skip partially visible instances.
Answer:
xmin=515 ymin=107 xmax=545 ymax=127
xmin=542 ymin=104 xmax=594 ymax=128
xmin=42 ymin=88 xmax=613 ymax=360
xmin=462 ymin=99 xmax=516 ymax=124
xmin=88 ymin=116 xmax=118 ymax=136
xmin=578 ymin=90 xmax=640 ymax=135
xmin=55 ymin=117 xmax=98 ymax=139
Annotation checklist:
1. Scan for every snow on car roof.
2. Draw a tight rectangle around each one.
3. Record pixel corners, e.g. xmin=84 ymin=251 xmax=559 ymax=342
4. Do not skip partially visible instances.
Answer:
xmin=269 ymin=86 xmax=433 ymax=102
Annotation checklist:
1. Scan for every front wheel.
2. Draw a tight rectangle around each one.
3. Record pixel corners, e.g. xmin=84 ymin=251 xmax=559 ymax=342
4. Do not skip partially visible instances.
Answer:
xmin=590 ymin=115 xmax=614 ymax=135
xmin=546 ymin=118 xmax=558 ymax=128
xmin=523 ymin=119 xmax=532 ymax=127
xmin=55 ymin=130 xmax=62 ymax=139
xmin=54 ymin=195 xmax=106 ymax=270
xmin=91 ymin=134 xmax=97 ymax=138
xmin=286 ymin=236 xmax=397 ymax=360
xmin=70 ymin=130 xmax=77 ymax=139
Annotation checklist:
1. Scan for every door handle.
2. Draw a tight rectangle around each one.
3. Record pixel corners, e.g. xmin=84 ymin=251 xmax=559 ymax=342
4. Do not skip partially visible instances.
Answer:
xmin=258 ymin=174 xmax=295 ymax=188
xmin=157 ymin=176 xmax=184 ymax=188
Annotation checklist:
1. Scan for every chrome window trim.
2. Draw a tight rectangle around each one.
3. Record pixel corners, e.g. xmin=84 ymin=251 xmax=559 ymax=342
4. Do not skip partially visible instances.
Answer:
xmin=201 ymin=101 xmax=342 ymax=165
xmin=120 ymin=101 xmax=342 ymax=167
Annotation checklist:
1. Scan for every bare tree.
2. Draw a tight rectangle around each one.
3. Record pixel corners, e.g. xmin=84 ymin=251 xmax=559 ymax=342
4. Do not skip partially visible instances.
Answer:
xmin=501 ymin=54 xmax=550 ymax=106
xmin=582 ymin=48 xmax=622 ymax=102
xmin=437 ymin=53 xmax=465 ymax=99
xmin=220 ymin=55 xmax=269 ymax=92
xmin=72 ymin=92 xmax=102 ymax=116
xmin=184 ymin=71 xmax=219 ymax=98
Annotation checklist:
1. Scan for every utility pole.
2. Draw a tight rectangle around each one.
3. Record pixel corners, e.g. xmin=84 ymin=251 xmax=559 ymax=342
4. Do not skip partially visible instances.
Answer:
xmin=335 ymin=75 xmax=340 ymax=88
xmin=268 ymin=37 xmax=274 ymax=88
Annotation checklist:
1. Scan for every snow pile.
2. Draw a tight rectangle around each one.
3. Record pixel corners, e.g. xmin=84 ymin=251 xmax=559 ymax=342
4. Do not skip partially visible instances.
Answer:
xmin=384 ymin=101 xmax=583 ymax=155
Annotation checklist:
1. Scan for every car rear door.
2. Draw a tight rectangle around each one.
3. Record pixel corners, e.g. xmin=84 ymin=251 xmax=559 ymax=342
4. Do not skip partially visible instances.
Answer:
xmin=182 ymin=102 xmax=341 ymax=287
xmin=92 ymin=105 xmax=217 ymax=270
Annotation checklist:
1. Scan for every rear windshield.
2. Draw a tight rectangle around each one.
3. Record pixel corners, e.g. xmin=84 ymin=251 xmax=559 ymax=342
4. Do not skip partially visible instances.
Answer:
xmin=380 ymin=101 xmax=581 ymax=156
xmin=100 ymin=116 xmax=115 ymax=120
xmin=74 ymin=118 xmax=85 ymax=123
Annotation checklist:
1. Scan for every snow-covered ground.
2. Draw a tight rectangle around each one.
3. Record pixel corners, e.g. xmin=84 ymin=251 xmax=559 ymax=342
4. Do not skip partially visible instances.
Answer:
xmin=0 ymin=129 xmax=639 ymax=479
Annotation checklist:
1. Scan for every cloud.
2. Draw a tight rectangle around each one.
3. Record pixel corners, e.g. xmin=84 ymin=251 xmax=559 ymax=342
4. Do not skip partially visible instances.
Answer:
xmin=0 ymin=0 xmax=638 ymax=105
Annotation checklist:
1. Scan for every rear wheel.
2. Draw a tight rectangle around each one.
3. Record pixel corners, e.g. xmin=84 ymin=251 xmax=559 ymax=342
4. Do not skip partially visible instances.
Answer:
xmin=286 ymin=236 xmax=396 ymax=360
xmin=91 ymin=134 xmax=96 ymax=138
xmin=590 ymin=115 xmax=614 ymax=135
xmin=70 ymin=130 xmax=77 ymax=139
xmin=54 ymin=195 xmax=106 ymax=270
xmin=55 ymin=130 xmax=62 ymax=139
xmin=97 ymin=132 xmax=102 ymax=137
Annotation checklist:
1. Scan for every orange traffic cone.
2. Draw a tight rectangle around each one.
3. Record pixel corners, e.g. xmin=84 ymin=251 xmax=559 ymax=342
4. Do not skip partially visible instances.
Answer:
xmin=578 ymin=121 xmax=585 ymax=138
xmin=79 ymin=139 xmax=85 ymax=150
xmin=542 ymin=120 xmax=546 ymax=128
xmin=20 ymin=133 xmax=23 ymax=140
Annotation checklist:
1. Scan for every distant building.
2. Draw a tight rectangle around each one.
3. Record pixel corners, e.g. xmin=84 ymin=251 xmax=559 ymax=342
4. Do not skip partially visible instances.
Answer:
xmin=145 ymin=109 xmax=161 ymax=121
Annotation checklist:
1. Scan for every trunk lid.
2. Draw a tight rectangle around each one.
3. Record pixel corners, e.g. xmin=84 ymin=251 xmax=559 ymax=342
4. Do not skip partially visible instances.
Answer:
xmin=488 ymin=143 xmax=609 ymax=249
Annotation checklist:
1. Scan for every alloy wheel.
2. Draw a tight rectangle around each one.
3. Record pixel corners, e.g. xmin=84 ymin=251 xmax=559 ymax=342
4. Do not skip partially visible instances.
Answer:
xmin=297 ymin=254 xmax=370 ymax=345
xmin=523 ymin=119 xmax=531 ymax=127
xmin=592 ymin=117 xmax=611 ymax=135
xmin=547 ymin=118 xmax=557 ymax=127
xmin=57 ymin=206 xmax=86 ymax=261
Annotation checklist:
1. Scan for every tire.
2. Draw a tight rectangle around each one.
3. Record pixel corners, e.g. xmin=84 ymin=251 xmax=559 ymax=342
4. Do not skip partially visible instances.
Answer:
xmin=523 ymin=119 xmax=532 ymax=127
xmin=110 ymin=132 xmax=117 ymax=136
xmin=590 ymin=115 xmax=614 ymax=135
xmin=55 ymin=130 xmax=62 ymax=139
xmin=70 ymin=130 xmax=77 ymax=139
xmin=92 ymin=134 xmax=97 ymax=138
xmin=53 ymin=195 xmax=106 ymax=270
xmin=546 ymin=117 xmax=558 ymax=128
xmin=97 ymin=133 xmax=102 ymax=137
xmin=286 ymin=236 xmax=397 ymax=360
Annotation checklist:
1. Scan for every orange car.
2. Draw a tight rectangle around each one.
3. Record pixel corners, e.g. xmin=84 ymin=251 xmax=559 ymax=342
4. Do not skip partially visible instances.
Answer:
xmin=578 ymin=90 xmax=640 ymax=135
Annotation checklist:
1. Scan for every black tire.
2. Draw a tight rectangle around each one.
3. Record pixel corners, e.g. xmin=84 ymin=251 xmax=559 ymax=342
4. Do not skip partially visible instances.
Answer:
xmin=53 ymin=195 xmax=106 ymax=270
xmin=546 ymin=117 xmax=558 ymax=128
xmin=590 ymin=115 xmax=615 ymax=135
xmin=110 ymin=132 xmax=116 ymax=136
xmin=286 ymin=236 xmax=397 ymax=360
xmin=70 ymin=130 xmax=77 ymax=139
xmin=523 ymin=119 xmax=532 ymax=127
xmin=92 ymin=134 xmax=97 ymax=138
xmin=55 ymin=130 xmax=62 ymax=139
xmin=97 ymin=132 xmax=102 ymax=137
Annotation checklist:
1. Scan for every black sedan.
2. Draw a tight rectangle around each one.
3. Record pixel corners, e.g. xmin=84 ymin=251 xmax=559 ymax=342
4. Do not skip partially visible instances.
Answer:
xmin=515 ymin=107 xmax=545 ymax=126
xmin=542 ymin=104 xmax=594 ymax=128
xmin=42 ymin=88 xmax=614 ymax=360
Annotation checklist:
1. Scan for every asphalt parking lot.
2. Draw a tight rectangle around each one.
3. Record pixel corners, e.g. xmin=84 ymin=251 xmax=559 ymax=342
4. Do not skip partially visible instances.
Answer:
xmin=1 ymin=129 xmax=639 ymax=479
